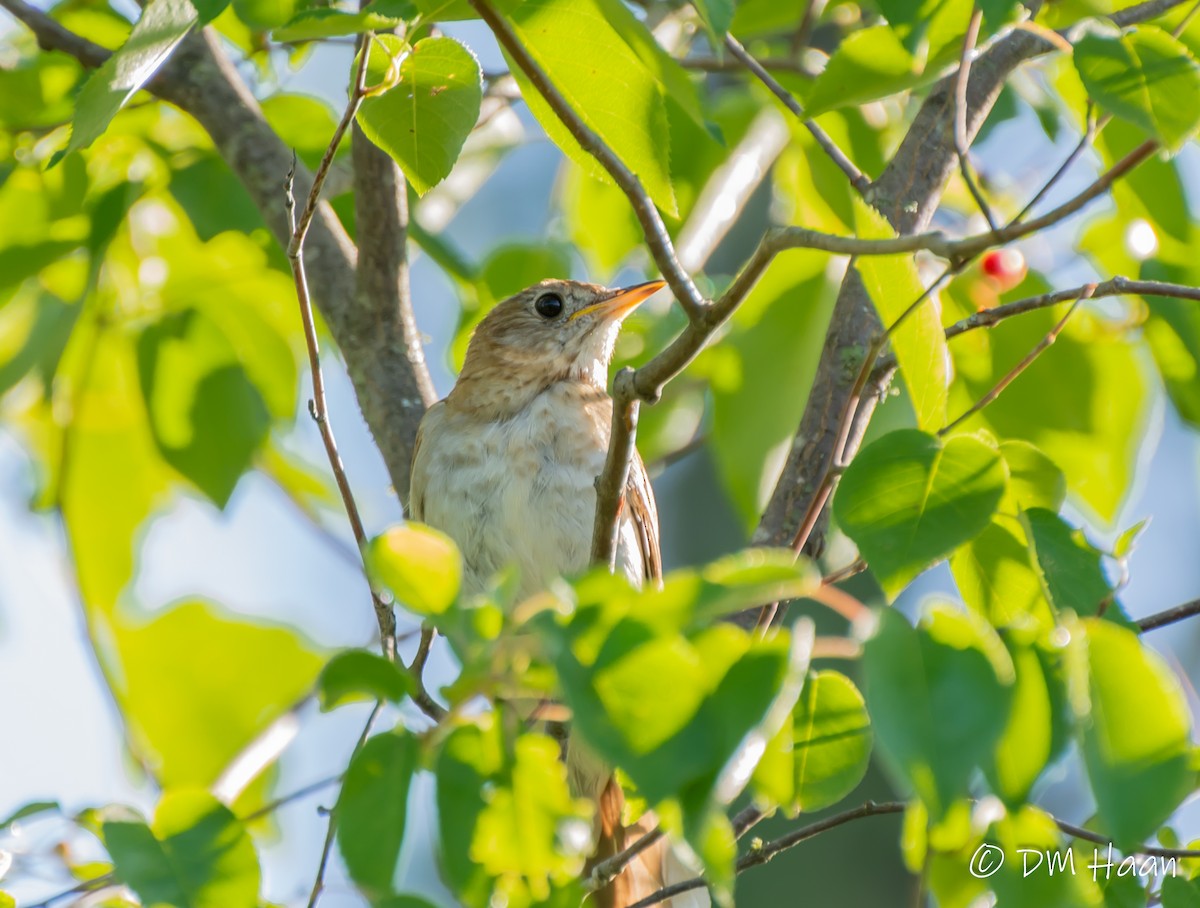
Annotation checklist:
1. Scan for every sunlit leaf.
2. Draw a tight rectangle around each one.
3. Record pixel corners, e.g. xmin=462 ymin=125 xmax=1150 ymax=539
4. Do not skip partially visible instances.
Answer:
xmin=1073 ymin=26 xmax=1200 ymax=153
xmin=753 ymin=670 xmax=872 ymax=814
xmin=1022 ymin=508 xmax=1113 ymax=618
xmin=853 ymin=198 xmax=948 ymax=429
xmin=805 ymin=26 xmax=922 ymax=116
xmin=53 ymin=0 xmax=196 ymax=163
xmin=357 ymin=36 xmax=483 ymax=195
xmin=834 ymin=430 xmax=1008 ymax=598
xmin=1070 ymin=619 xmax=1193 ymax=845
xmin=272 ymin=7 xmax=404 ymax=41
xmin=367 ymin=523 xmax=462 ymax=616
xmin=103 ymin=790 xmax=260 ymax=908
xmin=504 ymin=0 xmax=678 ymax=215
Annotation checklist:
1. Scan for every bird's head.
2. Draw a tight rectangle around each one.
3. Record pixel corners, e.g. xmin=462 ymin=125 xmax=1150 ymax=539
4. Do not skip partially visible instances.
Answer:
xmin=450 ymin=278 xmax=666 ymax=414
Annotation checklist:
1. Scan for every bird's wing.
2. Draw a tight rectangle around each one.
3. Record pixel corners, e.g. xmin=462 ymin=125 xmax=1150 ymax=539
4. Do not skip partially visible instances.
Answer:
xmin=407 ymin=401 xmax=443 ymax=522
xmin=625 ymin=449 xmax=662 ymax=584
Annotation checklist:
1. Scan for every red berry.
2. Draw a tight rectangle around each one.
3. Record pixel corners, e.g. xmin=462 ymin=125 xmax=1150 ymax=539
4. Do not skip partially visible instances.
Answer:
xmin=980 ymin=248 xmax=1027 ymax=291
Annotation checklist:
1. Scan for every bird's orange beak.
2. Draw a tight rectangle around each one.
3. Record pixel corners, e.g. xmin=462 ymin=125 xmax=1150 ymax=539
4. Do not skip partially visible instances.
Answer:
xmin=569 ymin=279 xmax=667 ymax=322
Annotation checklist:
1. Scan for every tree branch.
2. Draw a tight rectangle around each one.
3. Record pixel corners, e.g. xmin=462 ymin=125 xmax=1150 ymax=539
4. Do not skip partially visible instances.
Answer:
xmin=953 ymin=5 xmax=998 ymax=230
xmin=723 ymin=33 xmax=871 ymax=196
xmin=469 ymin=0 xmax=706 ymax=321
xmin=1138 ymin=597 xmax=1200 ymax=632
xmin=286 ymin=42 xmax=398 ymax=661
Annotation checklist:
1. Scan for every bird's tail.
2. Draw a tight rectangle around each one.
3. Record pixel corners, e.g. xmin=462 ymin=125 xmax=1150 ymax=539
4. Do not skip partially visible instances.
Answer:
xmin=569 ymin=735 xmax=710 ymax=908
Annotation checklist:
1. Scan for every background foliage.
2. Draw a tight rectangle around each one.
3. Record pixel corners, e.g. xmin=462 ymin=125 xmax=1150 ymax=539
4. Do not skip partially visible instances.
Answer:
xmin=2 ymin=0 xmax=1200 ymax=906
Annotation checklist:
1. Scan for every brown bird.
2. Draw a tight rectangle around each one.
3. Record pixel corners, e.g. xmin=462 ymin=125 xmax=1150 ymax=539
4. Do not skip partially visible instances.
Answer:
xmin=409 ymin=278 xmax=707 ymax=907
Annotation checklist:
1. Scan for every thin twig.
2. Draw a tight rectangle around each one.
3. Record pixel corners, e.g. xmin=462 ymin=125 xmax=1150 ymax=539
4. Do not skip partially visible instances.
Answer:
xmin=953 ymin=6 xmax=999 ymax=231
xmin=469 ymin=0 xmax=706 ymax=320
xmin=591 ymin=382 xmax=641 ymax=568
xmin=724 ymin=33 xmax=871 ymax=196
xmin=939 ymin=287 xmax=1092 ymax=436
xmin=1138 ymin=597 xmax=1200 ymax=632
xmin=628 ymin=801 xmax=906 ymax=908
xmin=241 ymin=774 xmax=342 ymax=822
xmin=406 ymin=626 xmax=447 ymax=720
xmin=285 ymin=39 xmax=398 ymax=662
xmin=24 ymin=874 xmax=116 ymax=908
xmin=305 ymin=701 xmax=384 ymax=908
xmin=681 ymin=56 xmax=813 ymax=76
xmin=588 ymin=827 xmax=665 ymax=890
xmin=822 ymin=558 xmax=867 ymax=586
xmin=1011 ymin=106 xmax=1100 ymax=224
xmin=944 ymin=276 xmax=1200 ymax=342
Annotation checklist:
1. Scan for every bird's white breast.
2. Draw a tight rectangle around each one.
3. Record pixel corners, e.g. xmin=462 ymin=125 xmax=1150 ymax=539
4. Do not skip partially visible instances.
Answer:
xmin=411 ymin=386 xmax=642 ymax=601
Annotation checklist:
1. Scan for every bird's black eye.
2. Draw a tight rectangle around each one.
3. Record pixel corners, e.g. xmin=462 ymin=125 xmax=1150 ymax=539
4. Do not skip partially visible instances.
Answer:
xmin=534 ymin=292 xmax=564 ymax=320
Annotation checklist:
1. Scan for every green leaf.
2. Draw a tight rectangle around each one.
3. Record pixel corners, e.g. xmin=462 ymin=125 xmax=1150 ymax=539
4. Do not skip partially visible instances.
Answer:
xmin=1023 ymin=508 xmax=1113 ymax=618
xmin=0 ymin=892 xmax=12 ymax=908
xmin=112 ymin=601 xmax=323 ymax=790
xmin=753 ymin=670 xmax=872 ymax=814
xmin=260 ymin=94 xmax=341 ymax=170
xmin=834 ymin=430 xmax=1008 ymax=598
xmin=999 ymin=440 xmax=1066 ymax=513
xmin=189 ymin=0 xmax=230 ymax=23
xmin=1071 ymin=619 xmax=1194 ymax=845
xmin=435 ymin=718 xmax=589 ymax=907
xmin=367 ymin=523 xmax=463 ymax=616
xmin=317 ymin=650 xmax=414 ymax=711
xmin=1073 ymin=26 xmax=1200 ymax=153
xmin=137 ymin=307 xmax=271 ymax=508
xmin=103 ymin=790 xmax=260 ymax=908
xmin=412 ymin=0 xmax=474 ymax=21
xmin=986 ymin=806 xmax=1104 ymax=908
xmin=337 ymin=730 xmax=420 ymax=897
xmin=945 ymin=284 xmax=1151 ymax=524
xmin=951 ymin=519 xmax=1054 ymax=629
xmin=53 ymin=0 xmax=197 ymax=162
xmin=504 ymin=0 xmax=678 ymax=215
xmin=272 ymin=8 xmax=407 ymax=42
xmin=853 ymin=198 xmax=948 ymax=428
xmin=559 ymin=163 xmax=642 ymax=280
xmin=357 ymin=36 xmax=483 ymax=195
xmin=691 ymin=0 xmax=734 ymax=45
xmin=863 ymin=604 xmax=1014 ymax=818
xmin=983 ymin=638 xmax=1064 ymax=805
xmin=805 ymin=26 xmax=922 ymax=116
xmin=232 ymin=0 xmax=294 ymax=29
xmin=1163 ymin=876 xmax=1200 ymax=908
xmin=709 ymin=250 xmax=836 ymax=526
xmin=1141 ymin=270 xmax=1200 ymax=429
xmin=1 ymin=800 xmax=61 ymax=828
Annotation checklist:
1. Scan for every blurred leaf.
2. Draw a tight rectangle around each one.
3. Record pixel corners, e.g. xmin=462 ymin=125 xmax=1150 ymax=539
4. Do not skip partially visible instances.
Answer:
xmin=137 ymin=308 xmax=271 ymax=508
xmin=112 ymin=601 xmax=323 ymax=788
xmin=1022 ymin=508 xmax=1112 ymax=618
xmin=367 ymin=523 xmax=462 ymax=616
xmin=834 ymin=430 xmax=1008 ymax=598
xmin=951 ymin=521 xmax=1054 ymax=628
xmin=1113 ymin=518 xmax=1148 ymax=561
xmin=1070 ymin=619 xmax=1193 ymax=845
xmin=0 ymin=800 xmax=61 ymax=828
xmin=983 ymin=639 xmax=1065 ymax=805
xmin=805 ymin=27 xmax=922 ymax=116
xmin=272 ymin=8 xmax=403 ymax=41
xmin=986 ymin=806 xmax=1104 ymax=907
xmin=1073 ymin=26 xmax=1200 ymax=153
xmin=232 ymin=0 xmax=293 ymax=28
xmin=337 ymin=730 xmax=419 ymax=897
xmin=752 ymin=670 xmax=873 ymax=814
xmin=505 ymin=0 xmax=678 ymax=215
xmin=167 ymin=157 xmax=263 ymax=241
xmin=0 ymin=51 xmax=81 ymax=130
xmin=260 ymin=94 xmax=342 ymax=170
xmin=103 ymin=790 xmax=260 ymax=908
xmin=53 ymin=0 xmax=196 ymax=163
xmin=1140 ymin=262 xmax=1200 ymax=428
xmin=691 ymin=0 xmax=734 ymax=45
xmin=999 ymin=440 xmax=1066 ymax=513
xmin=190 ymin=0 xmax=231 ymax=22
xmin=436 ymin=717 xmax=589 ymax=908
xmin=374 ymin=896 xmax=442 ymax=908
xmin=854 ymin=199 xmax=948 ymax=428
xmin=412 ymin=0 xmax=475 ymax=21
xmin=1163 ymin=876 xmax=1200 ymax=908
xmin=863 ymin=605 xmax=1014 ymax=818
xmin=709 ymin=250 xmax=836 ymax=527
xmin=59 ymin=322 xmax=175 ymax=609
xmin=0 ymin=893 xmax=11 ymax=908
xmin=357 ymin=36 xmax=483 ymax=195
xmin=559 ymin=163 xmax=641 ymax=281
xmin=945 ymin=283 xmax=1151 ymax=525
xmin=317 ymin=650 xmax=414 ymax=711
